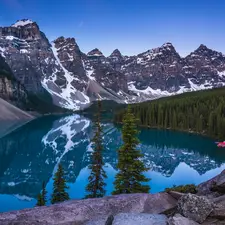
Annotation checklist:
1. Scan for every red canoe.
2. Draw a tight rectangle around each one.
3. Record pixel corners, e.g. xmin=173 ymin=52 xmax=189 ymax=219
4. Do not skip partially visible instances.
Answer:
xmin=217 ymin=142 xmax=225 ymax=147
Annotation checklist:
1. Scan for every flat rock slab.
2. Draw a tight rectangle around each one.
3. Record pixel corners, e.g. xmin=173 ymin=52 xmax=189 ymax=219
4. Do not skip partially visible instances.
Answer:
xmin=0 ymin=193 xmax=177 ymax=225
xmin=112 ymin=213 xmax=167 ymax=225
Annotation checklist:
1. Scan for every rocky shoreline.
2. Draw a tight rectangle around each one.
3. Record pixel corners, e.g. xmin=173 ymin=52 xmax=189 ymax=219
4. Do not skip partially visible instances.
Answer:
xmin=0 ymin=169 xmax=225 ymax=224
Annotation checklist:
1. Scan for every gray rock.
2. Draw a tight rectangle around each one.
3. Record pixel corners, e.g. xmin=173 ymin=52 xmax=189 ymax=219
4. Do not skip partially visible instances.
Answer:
xmin=0 ymin=193 xmax=177 ymax=224
xmin=168 ymin=214 xmax=200 ymax=225
xmin=168 ymin=191 xmax=185 ymax=200
xmin=112 ymin=213 xmax=167 ymax=225
xmin=198 ymin=169 xmax=225 ymax=196
xmin=178 ymin=194 xmax=214 ymax=223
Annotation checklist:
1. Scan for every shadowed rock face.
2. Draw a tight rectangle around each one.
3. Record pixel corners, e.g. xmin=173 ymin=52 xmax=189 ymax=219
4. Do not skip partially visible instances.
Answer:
xmin=0 ymin=55 xmax=29 ymax=109
xmin=0 ymin=21 xmax=51 ymax=94
xmin=0 ymin=193 xmax=177 ymax=224
xmin=53 ymin=36 xmax=88 ymax=92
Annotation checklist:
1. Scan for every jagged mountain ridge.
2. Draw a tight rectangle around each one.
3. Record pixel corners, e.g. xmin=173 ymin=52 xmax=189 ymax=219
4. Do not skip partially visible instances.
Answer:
xmin=0 ymin=19 xmax=225 ymax=110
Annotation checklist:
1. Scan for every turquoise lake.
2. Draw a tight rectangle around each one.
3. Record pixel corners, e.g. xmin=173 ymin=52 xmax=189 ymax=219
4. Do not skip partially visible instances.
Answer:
xmin=0 ymin=114 xmax=225 ymax=212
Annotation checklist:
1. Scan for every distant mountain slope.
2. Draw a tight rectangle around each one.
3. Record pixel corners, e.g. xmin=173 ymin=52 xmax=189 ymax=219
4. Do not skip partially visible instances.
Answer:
xmin=114 ymin=87 xmax=225 ymax=139
xmin=0 ymin=97 xmax=33 ymax=121
xmin=1 ymin=19 xmax=225 ymax=110
xmin=0 ymin=97 xmax=34 ymax=137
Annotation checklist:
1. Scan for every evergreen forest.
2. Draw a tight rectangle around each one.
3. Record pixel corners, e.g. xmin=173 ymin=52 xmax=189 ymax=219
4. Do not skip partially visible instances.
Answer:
xmin=114 ymin=87 xmax=225 ymax=140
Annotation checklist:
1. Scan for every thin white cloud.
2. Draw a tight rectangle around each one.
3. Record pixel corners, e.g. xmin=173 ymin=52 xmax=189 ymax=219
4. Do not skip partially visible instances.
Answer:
xmin=78 ymin=21 xmax=84 ymax=28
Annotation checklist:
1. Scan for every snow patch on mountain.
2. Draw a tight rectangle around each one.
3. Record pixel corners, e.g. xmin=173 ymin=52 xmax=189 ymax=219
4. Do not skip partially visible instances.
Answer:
xmin=128 ymin=82 xmax=172 ymax=97
xmin=86 ymin=69 xmax=95 ymax=80
xmin=41 ymin=42 xmax=90 ymax=110
xmin=82 ymin=60 xmax=96 ymax=81
xmin=0 ymin=47 xmax=5 ymax=57
xmin=188 ymin=79 xmax=213 ymax=91
xmin=5 ymin=36 xmax=16 ymax=41
xmin=12 ymin=19 xmax=34 ymax=27
xmin=128 ymin=79 xmax=218 ymax=100
xmin=218 ymin=70 xmax=225 ymax=77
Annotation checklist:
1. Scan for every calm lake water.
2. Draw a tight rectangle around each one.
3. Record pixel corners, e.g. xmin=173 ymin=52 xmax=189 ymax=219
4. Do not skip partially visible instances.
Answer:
xmin=0 ymin=114 xmax=225 ymax=212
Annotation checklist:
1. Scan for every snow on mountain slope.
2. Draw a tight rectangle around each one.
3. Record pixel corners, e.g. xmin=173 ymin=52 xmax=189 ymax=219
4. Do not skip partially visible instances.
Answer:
xmin=120 ymin=43 xmax=225 ymax=100
xmin=41 ymin=42 xmax=90 ymax=110
xmin=12 ymin=19 xmax=34 ymax=27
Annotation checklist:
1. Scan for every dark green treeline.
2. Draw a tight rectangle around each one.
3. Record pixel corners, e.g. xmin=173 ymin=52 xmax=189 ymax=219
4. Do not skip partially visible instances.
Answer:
xmin=114 ymin=87 xmax=225 ymax=140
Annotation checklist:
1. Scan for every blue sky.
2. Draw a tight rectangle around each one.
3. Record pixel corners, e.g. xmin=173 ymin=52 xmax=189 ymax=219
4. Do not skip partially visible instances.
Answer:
xmin=0 ymin=0 xmax=225 ymax=56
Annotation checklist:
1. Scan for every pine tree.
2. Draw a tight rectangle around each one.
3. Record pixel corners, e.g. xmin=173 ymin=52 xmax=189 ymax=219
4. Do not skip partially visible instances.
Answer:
xmin=112 ymin=106 xmax=150 ymax=195
xmin=51 ymin=164 xmax=69 ymax=204
xmin=36 ymin=193 xmax=44 ymax=206
xmin=36 ymin=181 xmax=47 ymax=206
xmin=85 ymin=100 xmax=107 ymax=198
xmin=41 ymin=181 xmax=47 ymax=205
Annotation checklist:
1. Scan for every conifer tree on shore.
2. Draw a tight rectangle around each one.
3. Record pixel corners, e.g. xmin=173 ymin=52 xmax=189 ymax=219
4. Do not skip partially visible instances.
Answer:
xmin=51 ymin=164 xmax=69 ymax=204
xmin=36 ymin=181 xmax=47 ymax=206
xmin=85 ymin=100 xmax=107 ymax=198
xmin=112 ymin=106 xmax=150 ymax=194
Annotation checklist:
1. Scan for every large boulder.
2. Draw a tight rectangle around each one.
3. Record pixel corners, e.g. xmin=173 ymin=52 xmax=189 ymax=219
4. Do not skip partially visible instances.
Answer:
xmin=0 ymin=193 xmax=177 ymax=224
xmin=112 ymin=213 xmax=167 ymax=225
xmin=168 ymin=214 xmax=199 ymax=225
xmin=198 ymin=169 xmax=225 ymax=196
xmin=210 ymin=195 xmax=225 ymax=220
xmin=177 ymin=194 xmax=214 ymax=223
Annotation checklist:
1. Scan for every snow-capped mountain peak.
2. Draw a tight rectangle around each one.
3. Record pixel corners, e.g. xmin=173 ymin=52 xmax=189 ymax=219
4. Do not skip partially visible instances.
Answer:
xmin=109 ymin=49 xmax=123 ymax=58
xmin=87 ymin=48 xmax=104 ymax=57
xmin=11 ymin=19 xmax=34 ymax=27
xmin=161 ymin=42 xmax=174 ymax=48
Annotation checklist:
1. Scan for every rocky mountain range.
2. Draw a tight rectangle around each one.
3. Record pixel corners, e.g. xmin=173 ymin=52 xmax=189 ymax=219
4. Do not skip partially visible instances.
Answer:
xmin=0 ymin=19 xmax=225 ymax=111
